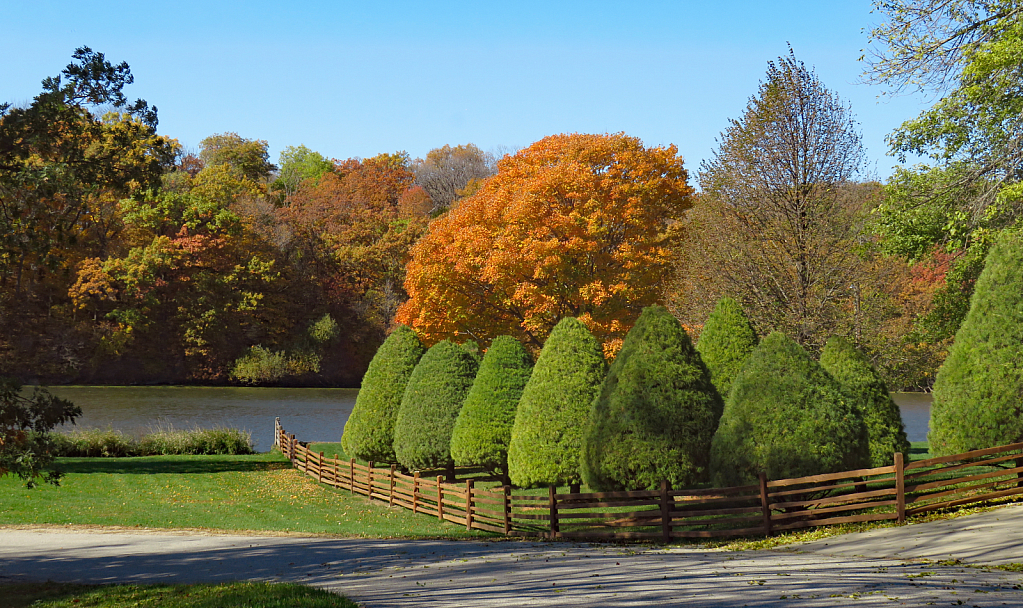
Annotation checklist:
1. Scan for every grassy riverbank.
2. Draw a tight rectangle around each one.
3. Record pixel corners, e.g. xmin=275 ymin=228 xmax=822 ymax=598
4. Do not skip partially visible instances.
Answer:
xmin=0 ymin=581 xmax=357 ymax=608
xmin=0 ymin=451 xmax=487 ymax=538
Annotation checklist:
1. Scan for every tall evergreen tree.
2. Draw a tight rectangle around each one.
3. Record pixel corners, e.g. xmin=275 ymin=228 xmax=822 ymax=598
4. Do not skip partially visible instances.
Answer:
xmin=450 ymin=336 xmax=533 ymax=476
xmin=341 ymin=325 xmax=424 ymax=462
xmin=392 ymin=340 xmax=478 ymax=475
xmin=507 ymin=318 xmax=606 ymax=488
xmin=929 ymin=230 xmax=1023 ymax=454
xmin=710 ymin=332 xmax=869 ymax=486
xmin=582 ymin=306 xmax=723 ymax=491
xmin=695 ymin=297 xmax=759 ymax=399
xmin=820 ymin=335 xmax=911 ymax=466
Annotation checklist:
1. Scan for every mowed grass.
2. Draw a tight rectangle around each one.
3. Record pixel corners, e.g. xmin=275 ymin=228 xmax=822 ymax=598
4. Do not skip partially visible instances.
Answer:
xmin=0 ymin=581 xmax=357 ymax=608
xmin=0 ymin=450 xmax=490 ymax=538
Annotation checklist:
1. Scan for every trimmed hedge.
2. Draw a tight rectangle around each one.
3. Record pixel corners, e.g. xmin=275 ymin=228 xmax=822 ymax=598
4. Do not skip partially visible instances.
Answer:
xmin=820 ymin=335 xmax=911 ymax=466
xmin=930 ymin=230 xmax=1023 ymax=454
xmin=341 ymin=325 xmax=424 ymax=463
xmin=695 ymin=297 xmax=758 ymax=400
xmin=710 ymin=332 xmax=869 ymax=486
xmin=449 ymin=336 xmax=533 ymax=475
xmin=392 ymin=340 xmax=479 ymax=472
xmin=581 ymin=306 xmax=723 ymax=491
xmin=507 ymin=317 xmax=606 ymax=488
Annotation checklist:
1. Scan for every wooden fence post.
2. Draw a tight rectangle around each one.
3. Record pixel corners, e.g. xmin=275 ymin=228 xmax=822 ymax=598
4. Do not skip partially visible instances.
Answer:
xmin=389 ymin=465 xmax=396 ymax=506
xmin=660 ymin=480 xmax=672 ymax=542
xmin=895 ymin=452 xmax=906 ymax=523
xmin=413 ymin=472 xmax=420 ymax=514
xmin=274 ymin=417 xmax=281 ymax=449
xmin=317 ymin=452 xmax=324 ymax=483
xmin=349 ymin=459 xmax=355 ymax=494
xmin=503 ymin=485 xmax=511 ymax=535
xmin=367 ymin=462 xmax=374 ymax=500
xmin=549 ymin=486 xmax=559 ymax=539
xmin=289 ymin=434 xmax=296 ymax=461
xmin=436 ymin=476 xmax=444 ymax=521
xmin=333 ymin=455 xmax=339 ymax=488
xmin=465 ymin=479 xmax=474 ymax=531
xmin=758 ymin=471 xmax=772 ymax=536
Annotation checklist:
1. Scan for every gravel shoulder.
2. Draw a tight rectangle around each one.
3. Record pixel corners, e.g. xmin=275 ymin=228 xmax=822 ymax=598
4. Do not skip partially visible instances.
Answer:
xmin=2 ymin=506 xmax=1023 ymax=607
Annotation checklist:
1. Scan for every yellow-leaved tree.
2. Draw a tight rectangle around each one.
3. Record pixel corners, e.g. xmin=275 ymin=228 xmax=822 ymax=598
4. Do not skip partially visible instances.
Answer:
xmin=395 ymin=132 xmax=694 ymax=356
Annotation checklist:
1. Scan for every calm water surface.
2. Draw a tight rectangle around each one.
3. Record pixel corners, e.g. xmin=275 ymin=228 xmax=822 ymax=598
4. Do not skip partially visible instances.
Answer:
xmin=47 ymin=387 xmax=934 ymax=453
xmin=48 ymin=386 xmax=357 ymax=453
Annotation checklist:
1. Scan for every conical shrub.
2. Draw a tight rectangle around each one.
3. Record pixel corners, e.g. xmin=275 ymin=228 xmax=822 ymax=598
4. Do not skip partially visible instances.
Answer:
xmin=450 ymin=336 xmax=533 ymax=475
xmin=392 ymin=340 xmax=479 ymax=471
xmin=820 ymin=335 xmax=911 ymax=466
xmin=507 ymin=318 xmax=606 ymax=488
xmin=710 ymin=332 xmax=869 ymax=486
xmin=930 ymin=230 xmax=1023 ymax=455
xmin=695 ymin=297 xmax=758 ymax=400
xmin=341 ymin=325 xmax=424 ymax=462
xmin=581 ymin=306 xmax=723 ymax=491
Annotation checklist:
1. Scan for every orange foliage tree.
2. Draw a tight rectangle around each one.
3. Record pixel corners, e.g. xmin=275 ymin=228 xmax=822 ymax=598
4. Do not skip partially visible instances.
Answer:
xmin=395 ymin=133 xmax=694 ymax=356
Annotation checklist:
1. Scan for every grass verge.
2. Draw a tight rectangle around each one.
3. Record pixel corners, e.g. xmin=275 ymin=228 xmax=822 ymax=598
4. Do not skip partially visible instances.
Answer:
xmin=0 ymin=451 xmax=490 ymax=539
xmin=0 ymin=581 xmax=357 ymax=608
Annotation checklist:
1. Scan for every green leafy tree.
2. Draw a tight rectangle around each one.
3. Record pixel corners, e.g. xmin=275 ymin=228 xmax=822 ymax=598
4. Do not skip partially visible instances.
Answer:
xmin=695 ymin=297 xmax=759 ymax=399
xmin=820 ymin=336 xmax=911 ymax=466
xmin=0 ymin=378 xmax=81 ymax=487
xmin=866 ymin=1 xmax=1023 ymax=342
xmin=272 ymin=145 xmax=334 ymax=197
xmin=392 ymin=340 xmax=479 ymax=475
xmin=341 ymin=325 xmax=425 ymax=462
xmin=929 ymin=230 xmax=1023 ymax=454
xmin=710 ymin=332 xmax=869 ymax=486
xmin=581 ymin=306 xmax=723 ymax=491
xmin=507 ymin=317 xmax=606 ymax=488
xmin=449 ymin=336 xmax=533 ymax=477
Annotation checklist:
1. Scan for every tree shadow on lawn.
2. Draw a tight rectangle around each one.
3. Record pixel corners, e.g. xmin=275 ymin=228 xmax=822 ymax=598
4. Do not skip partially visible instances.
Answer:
xmin=56 ymin=457 xmax=291 ymax=476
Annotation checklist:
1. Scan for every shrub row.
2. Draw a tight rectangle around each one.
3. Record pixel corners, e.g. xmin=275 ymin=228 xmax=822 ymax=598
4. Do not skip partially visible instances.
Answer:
xmin=51 ymin=427 xmax=254 ymax=457
xmin=343 ymin=304 xmax=912 ymax=491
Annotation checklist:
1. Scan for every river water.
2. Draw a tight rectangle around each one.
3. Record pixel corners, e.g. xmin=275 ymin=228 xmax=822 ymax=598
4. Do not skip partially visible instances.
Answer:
xmin=47 ymin=387 xmax=933 ymax=453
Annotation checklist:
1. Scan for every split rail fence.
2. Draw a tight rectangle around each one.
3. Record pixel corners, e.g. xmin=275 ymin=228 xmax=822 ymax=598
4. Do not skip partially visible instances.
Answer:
xmin=275 ymin=418 xmax=1023 ymax=541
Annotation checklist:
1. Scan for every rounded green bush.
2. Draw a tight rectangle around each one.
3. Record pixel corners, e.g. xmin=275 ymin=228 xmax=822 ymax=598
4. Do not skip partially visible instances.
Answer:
xmin=695 ymin=297 xmax=759 ymax=400
xmin=392 ymin=340 xmax=479 ymax=471
xmin=930 ymin=230 xmax=1023 ymax=455
xmin=507 ymin=317 xmax=606 ymax=488
xmin=341 ymin=325 xmax=425 ymax=463
xmin=450 ymin=336 xmax=533 ymax=475
xmin=820 ymin=335 xmax=911 ymax=466
xmin=710 ymin=332 xmax=869 ymax=486
xmin=581 ymin=306 xmax=723 ymax=491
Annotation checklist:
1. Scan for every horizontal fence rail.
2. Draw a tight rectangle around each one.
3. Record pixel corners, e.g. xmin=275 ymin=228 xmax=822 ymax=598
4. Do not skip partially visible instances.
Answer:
xmin=274 ymin=418 xmax=1023 ymax=541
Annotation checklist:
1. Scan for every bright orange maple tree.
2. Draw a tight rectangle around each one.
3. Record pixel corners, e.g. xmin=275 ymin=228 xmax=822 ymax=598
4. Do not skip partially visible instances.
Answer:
xmin=395 ymin=133 xmax=695 ymax=356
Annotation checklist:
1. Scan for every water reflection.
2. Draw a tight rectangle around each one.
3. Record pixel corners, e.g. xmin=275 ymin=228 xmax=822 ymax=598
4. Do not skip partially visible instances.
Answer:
xmin=45 ymin=386 xmax=934 ymax=453
xmin=891 ymin=392 xmax=932 ymax=443
xmin=48 ymin=386 xmax=357 ymax=453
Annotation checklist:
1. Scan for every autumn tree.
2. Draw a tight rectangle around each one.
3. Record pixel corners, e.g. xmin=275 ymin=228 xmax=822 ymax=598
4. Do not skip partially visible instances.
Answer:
xmin=396 ymin=133 xmax=694 ymax=357
xmin=198 ymin=132 xmax=276 ymax=183
xmin=677 ymin=51 xmax=867 ymax=352
xmin=412 ymin=144 xmax=497 ymax=213
xmin=271 ymin=145 xmax=334 ymax=197
xmin=0 ymin=47 xmax=177 ymax=381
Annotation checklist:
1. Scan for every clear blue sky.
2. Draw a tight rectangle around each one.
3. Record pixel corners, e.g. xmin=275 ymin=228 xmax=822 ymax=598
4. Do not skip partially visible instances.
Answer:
xmin=3 ymin=1 xmax=931 ymax=180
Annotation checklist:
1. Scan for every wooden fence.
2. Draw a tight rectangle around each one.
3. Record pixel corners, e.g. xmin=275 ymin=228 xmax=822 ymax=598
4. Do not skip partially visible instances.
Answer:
xmin=274 ymin=418 xmax=1023 ymax=541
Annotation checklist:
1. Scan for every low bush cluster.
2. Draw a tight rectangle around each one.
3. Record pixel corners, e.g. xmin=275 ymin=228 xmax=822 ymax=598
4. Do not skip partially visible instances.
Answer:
xmin=51 ymin=427 xmax=253 ymax=457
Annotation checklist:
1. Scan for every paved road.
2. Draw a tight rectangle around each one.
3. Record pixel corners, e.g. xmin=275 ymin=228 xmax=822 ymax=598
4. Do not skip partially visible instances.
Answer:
xmin=2 ymin=507 xmax=1023 ymax=607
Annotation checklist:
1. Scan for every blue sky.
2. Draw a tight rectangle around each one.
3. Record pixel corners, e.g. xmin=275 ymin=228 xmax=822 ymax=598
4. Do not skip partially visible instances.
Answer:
xmin=3 ymin=1 xmax=932 ymax=180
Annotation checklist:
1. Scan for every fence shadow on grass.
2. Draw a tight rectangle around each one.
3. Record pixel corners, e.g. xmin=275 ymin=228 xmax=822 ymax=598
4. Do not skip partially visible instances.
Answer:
xmin=57 ymin=456 xmax=292 ymax=476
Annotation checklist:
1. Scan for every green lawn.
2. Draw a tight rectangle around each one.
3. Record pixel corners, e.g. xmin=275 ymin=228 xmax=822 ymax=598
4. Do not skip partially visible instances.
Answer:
xmin=0 ymin=581 xmax=357 ymax=608
xmin=0 ymin=451 xmax=490 ymax=538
